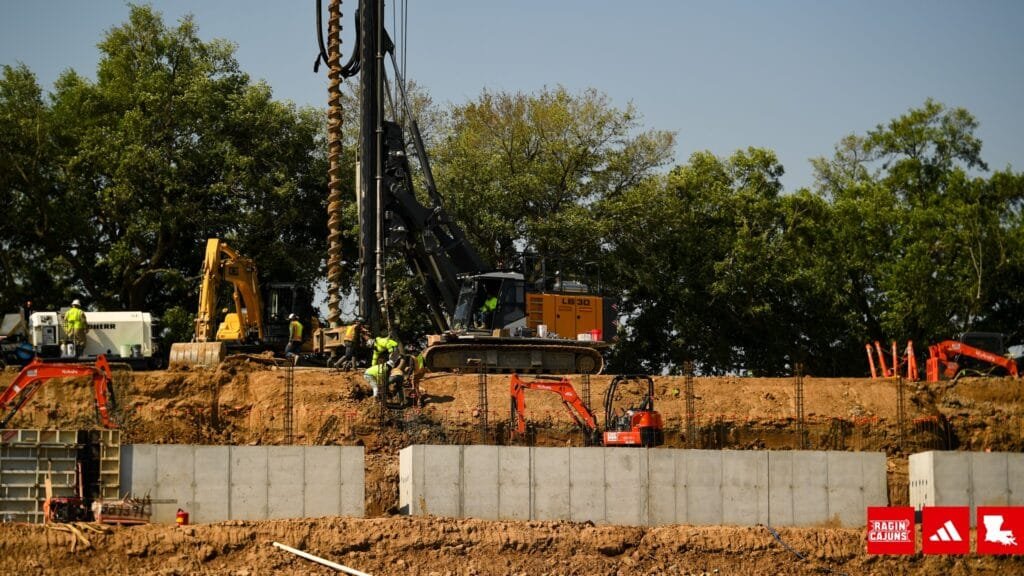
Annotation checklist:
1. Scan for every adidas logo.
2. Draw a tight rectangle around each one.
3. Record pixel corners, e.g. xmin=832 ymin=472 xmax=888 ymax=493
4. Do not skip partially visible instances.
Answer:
xmin=929 ymin=520 xmax=964 ymax=542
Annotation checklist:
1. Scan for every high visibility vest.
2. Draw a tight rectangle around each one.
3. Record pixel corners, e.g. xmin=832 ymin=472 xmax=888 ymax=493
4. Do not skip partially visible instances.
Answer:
xmin=372 ymin=336 xmax=399 ymax=364
xmin=343 ymin=324 xmax=358 ymax=341
xmin=64 ymin=307 xmax=85 ymax=330
xmin=479 ymin=296 xmax=498 ymax=313
xmin=289 ymin=320 xmax=303 ymax=341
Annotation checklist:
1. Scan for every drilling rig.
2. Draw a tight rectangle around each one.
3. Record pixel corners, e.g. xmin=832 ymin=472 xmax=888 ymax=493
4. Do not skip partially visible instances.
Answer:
xmin=314 ymin=0 xmax=612 ymax=374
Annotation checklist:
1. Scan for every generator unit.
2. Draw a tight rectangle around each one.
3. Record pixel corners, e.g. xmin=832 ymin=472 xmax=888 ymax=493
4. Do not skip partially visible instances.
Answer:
xmin=29 ymin=311 xmax=162 ymax=369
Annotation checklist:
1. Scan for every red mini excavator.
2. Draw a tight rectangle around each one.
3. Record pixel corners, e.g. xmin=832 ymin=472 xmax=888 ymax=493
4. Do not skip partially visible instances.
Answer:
xmin=509 ymin=373 xmax=664 ymax=447
xmin=602 ymin=374 xmax=664 ymax=447
xmin=926 ymin=340 xmax=1019 ymax=382
xmin=0 ymin=355 xmax=118 ymax=429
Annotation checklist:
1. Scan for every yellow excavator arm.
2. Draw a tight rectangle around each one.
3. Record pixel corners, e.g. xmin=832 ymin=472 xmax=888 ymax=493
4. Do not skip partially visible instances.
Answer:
xmin=194 ymin=238 xmax=265 ymax=343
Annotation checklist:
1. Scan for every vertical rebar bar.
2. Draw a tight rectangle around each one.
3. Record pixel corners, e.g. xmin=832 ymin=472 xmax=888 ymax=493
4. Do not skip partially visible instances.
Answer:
xmin=284 ymin=363 xmax=295 ymax=444
xmin=896 ymin=375 xmax=906 ymax=451
xmin=478 ymin=372 xmax=488 ymax=443
xmin=794 ymin=363 xmax=807 ymax=449
xmin=580 ymin=372 xmax=591 ymax=413
xmin=684 ymin=361 xmax=696 ymax=449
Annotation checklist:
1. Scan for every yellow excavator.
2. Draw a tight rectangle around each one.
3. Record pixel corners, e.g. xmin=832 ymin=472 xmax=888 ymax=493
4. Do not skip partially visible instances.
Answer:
xmin=169 ymin=238 xmax=317 ymax=366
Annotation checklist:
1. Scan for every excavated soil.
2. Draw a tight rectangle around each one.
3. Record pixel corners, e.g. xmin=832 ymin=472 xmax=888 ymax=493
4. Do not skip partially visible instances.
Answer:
xmin=2 ymin=360 xmax=1023 ymax=574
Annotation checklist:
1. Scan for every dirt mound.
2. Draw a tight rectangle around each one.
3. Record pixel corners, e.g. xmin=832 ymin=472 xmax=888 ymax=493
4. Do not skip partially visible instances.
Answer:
xmin=0 ymin=515 xmax=1010 ymax=575
xmin=2 ymin=362 xmax=1023 ymax=574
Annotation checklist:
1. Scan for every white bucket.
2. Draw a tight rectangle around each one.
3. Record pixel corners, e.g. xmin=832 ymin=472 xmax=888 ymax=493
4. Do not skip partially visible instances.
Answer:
xmin=537 ymin=324 xmax=548 ymax=338
xmin=577 ymin=333 xmax=592 ymax=341
xmin=120 ymin=344 xmax=131 ymax=358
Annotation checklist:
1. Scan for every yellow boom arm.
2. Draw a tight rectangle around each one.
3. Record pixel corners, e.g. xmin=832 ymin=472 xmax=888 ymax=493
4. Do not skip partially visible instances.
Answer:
xmin=194 ymin=238 xmax=265 ymax=343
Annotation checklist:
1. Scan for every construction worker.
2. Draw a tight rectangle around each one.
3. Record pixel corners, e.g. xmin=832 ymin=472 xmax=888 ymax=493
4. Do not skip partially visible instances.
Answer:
xmin=476 ymin=291 xmax=498 ymax=328
xmin=371 ymin=331 xmax=401 ymax=366
xmin=63 ymin=299 xmax=88 ymax=358
xmin=284 ymin=313 xmax=303 ymax=363
xmin=338 ymin=318 xmax=369 ymax=370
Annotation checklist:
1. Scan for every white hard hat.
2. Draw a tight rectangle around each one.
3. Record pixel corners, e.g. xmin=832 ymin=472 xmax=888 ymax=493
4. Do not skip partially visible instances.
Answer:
xmin=72 ymin=299 xmax=81 ymax=306
xmin=288 ymin=313 xmax=298 ymax=320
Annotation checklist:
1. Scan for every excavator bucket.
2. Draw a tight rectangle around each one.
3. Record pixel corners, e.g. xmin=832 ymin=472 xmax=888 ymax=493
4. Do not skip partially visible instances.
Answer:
xmin=168 ymin=342 xmax=226 ymax=367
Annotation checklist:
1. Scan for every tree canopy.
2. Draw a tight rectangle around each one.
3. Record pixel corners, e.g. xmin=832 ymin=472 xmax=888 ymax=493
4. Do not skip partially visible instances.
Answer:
xmin=3 ymin=7 xmax=1023 ymax=376
xmin=0 ymin=5 xmax=326 ymax=326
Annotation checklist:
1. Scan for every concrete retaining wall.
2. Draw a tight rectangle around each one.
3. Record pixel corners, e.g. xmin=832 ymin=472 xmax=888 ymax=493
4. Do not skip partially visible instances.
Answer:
xmin=910 ymin=451 xmax=1024 ymax=527
xmin=400 ymin=446 xmax=886 ymax=527
xmin=122 ymin=445 xmax=364 ymax=523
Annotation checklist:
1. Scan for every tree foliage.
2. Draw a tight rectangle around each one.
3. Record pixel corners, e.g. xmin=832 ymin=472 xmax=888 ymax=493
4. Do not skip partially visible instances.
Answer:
xmin=3 ymin=5 xmax=1023 ymax=377
xmin=0 ymin=5 xmax=326 ymax=318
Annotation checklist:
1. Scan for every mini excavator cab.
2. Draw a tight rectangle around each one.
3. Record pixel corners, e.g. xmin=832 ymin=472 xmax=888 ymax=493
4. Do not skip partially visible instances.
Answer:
xmin=602 ymin=374 xmax=664 ymax=447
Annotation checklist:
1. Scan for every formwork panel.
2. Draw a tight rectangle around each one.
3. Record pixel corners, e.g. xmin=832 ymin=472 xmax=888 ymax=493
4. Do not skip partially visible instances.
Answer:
xmin=192 ymin=446 xmax=230 ymax=523
xmin=229 ymin=447 xmax=268 ymax=520
xmin=569 ymin=448 xmax=605 ymax=523
xmin=464 ymin=445 xmax=499 ymax=519
xmin=267 ymin=447 xmax=306 ymax=519
xmin=498 ymin=446 xmax=530 ymax=520
xmin=533 ymin=447 xmax=570 ymax=520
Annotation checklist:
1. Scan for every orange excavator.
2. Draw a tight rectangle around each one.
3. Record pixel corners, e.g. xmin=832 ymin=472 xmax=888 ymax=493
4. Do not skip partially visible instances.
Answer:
xmin=510 ymin=374 xmax=599 ymax=443
xmin=0 ymin=355 xmax=118 ymax=429
xmin=509 ymin=373 xmax=664 ymax=447
xmin=926 ymin=339 xmax=1019 ymax=382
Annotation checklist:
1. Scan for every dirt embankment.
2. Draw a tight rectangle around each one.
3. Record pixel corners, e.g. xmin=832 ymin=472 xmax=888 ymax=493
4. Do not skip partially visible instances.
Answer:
xmin=1 ymin=361 xmax=1023 ymax=574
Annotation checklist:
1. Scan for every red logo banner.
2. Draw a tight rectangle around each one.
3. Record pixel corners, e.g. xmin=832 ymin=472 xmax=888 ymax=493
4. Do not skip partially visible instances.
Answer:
xmin=867 ymin=506 xmax=915 ymax=555
xmin=922 ymin=507 xmax=970 ymax=555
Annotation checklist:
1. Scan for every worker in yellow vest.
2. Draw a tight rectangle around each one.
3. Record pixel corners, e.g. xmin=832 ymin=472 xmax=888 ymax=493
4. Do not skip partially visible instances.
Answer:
xmin=284 ymin=313 xmax=303 ymax=364
xmin=63 ymin=299 xmax=88 ymax=358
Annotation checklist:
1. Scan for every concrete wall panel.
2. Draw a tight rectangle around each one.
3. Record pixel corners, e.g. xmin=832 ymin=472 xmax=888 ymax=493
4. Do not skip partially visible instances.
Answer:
xmin=423 ymin=445 xmax=461 ymax=518
xmin=192 ymin=446 xmax=230 ymax=523
xmin=533 ymin=447 xmax=570 ymax=520
xmin=267 ymin=447 xmax=305 ymax=519
xmin=304 ymin=446 xmax=341 ymax=518
xmin=646 ymin=450 xmax=678 ymax=526
xmin=400 ymin=447 xmax=884 ymax=528
xmin=230 ymin=447 xmax=268 ymax=520
xmin=972 ymin=452 xmax=1009 ymax=508
xmin=1009 ymin=455 xmax=1024 ymax=506
xmin=789 ymin=451 xmax=829 ymax=526
xmin=125 ymin=444 xmax=363 ymax=523
xmin=498 ymin=447 xmax=530 ymax=520
xmin=722 ymin=451 xmax=768 ymax=526
xmin=398 ymin=445 xmax=421 ymax=515
xmin=606 ymin=448 xmax=646 ymax=526
xmin=464 ymin=446 xmax=499 ymax=519
xmin=154 ymin=445 xmax=195 ymax=523
xmin=569 ymin=448 xmax=605 ymax=523
xmin=685 ymin=450 xmax=723 ymax=525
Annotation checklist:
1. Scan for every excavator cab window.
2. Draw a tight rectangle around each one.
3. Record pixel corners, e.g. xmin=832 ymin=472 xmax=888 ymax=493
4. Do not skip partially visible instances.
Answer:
xmin=496 ymin=281 xmax=526 ymax=329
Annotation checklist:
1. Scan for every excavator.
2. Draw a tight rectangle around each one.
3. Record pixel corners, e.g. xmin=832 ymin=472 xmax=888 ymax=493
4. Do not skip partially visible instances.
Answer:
xmin=0 ymin=355 xmax=118 ymax=429
xmin=315 ymin=0 xmax=612 ymax=375
xmin=509 ymin=374 xmax=664 ymax=447
xmin=926 ymin=334 xmax=1019 ymax=382
xmin=169 ymin=238 xmax=317 ymax=366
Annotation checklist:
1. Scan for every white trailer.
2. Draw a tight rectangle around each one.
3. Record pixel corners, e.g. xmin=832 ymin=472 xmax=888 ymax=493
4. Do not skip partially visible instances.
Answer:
xmin=29 ymin=311 xmax=162 ymax=368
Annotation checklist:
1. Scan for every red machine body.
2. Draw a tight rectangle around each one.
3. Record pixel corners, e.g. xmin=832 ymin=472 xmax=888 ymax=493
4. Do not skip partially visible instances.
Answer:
xmin=926 ymin=340 xmax=1019 ymax=382
xmin=0 ymin=355 xmax=117 ymax=428
xmin=602 ymin=374 xmax=664 ymax=447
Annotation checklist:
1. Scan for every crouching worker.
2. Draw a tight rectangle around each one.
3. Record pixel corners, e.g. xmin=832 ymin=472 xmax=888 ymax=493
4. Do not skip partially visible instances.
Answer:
xmin=363 ymin=358 xmax=403 ymax=399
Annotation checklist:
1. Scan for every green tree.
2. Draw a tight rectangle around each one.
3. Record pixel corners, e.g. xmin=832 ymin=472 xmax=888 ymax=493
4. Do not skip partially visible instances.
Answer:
xmin=1 ymin=5 xmax=327 ymax=316
xmin=432 ymin=86 xmax=675 ymax=267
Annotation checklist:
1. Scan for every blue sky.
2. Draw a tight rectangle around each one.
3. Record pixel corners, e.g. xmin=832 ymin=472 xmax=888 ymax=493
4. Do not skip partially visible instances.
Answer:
xmin=2 ymin=0 xmax=1022 ymax=191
